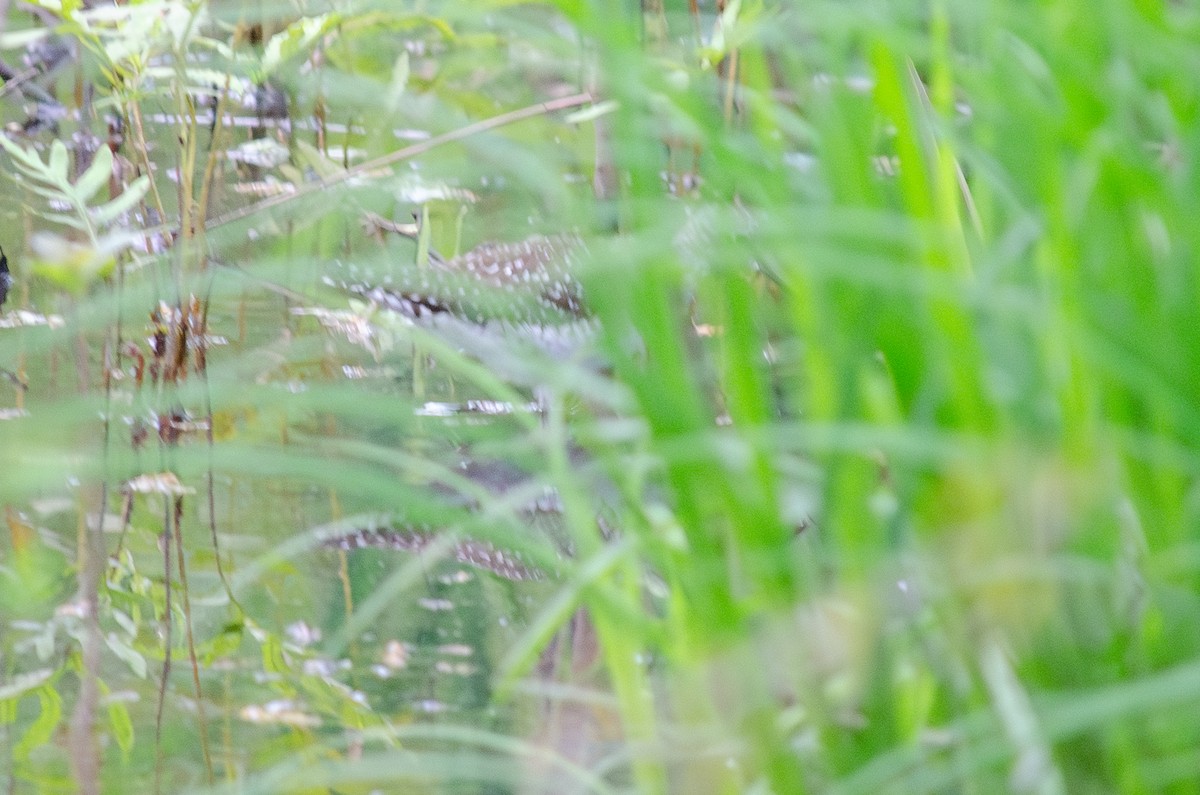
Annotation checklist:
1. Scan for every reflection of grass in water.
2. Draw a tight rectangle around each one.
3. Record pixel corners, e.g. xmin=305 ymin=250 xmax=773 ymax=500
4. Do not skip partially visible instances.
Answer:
xmin=0 ymin=0 xmax=1198 ymax=792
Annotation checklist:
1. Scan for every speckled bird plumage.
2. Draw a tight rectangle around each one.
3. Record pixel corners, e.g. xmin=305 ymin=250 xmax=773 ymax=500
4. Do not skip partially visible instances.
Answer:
xmin=331 ymin=233 xmax=593 ymax=359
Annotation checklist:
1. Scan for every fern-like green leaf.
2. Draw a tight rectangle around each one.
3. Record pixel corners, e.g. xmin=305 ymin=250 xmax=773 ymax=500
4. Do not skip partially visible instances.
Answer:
xmin=90 ymin=175 xmax=150 ymax=226
xmin=37 ymin=211 xmax=91 ymax=232
xmin=47 ymin=140 xmax=70 ymax=185
xmin=20 ymin=182 xmax=74 ymax=203
xmin=0 ymin=134 xmax=49 ymax=170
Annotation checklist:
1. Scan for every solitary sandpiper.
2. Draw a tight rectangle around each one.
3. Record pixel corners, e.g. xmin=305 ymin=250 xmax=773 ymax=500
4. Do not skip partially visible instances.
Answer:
xmin=331 ymin=217 xmax=595 ymax=362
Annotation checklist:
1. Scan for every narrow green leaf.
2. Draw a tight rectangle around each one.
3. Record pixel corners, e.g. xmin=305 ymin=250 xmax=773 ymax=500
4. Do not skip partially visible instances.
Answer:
xmin=385 ymin=52 xmax=409 ymax=113
xmin=13 ymin=685 xmax=62 ymax=760
xmin=107 ymin=699 xmax=135 ymax=755
xmin=261 ymin=632 xmax=290 ymax=675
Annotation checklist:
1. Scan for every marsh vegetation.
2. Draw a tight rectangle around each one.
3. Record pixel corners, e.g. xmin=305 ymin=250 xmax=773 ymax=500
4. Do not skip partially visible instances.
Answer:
xmin=1 ymin=0 xmax=1198 ymax=793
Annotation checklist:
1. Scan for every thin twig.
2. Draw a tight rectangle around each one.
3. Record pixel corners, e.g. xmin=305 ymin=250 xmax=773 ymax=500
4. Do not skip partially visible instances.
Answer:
xmin=127 ymin=100 xmax=170 ymax=242
xmin=198 ymin=277 xmax=243 ymax=610
xmin=195 ymin=78 xmax=232 ymax=236
xmin=154 ymin=498 xmax=173 ymax=795
xmin=172 ymin=496 xmax=214 ymax=784
xmin=67 ymin=487 xmax=104 ymax=795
